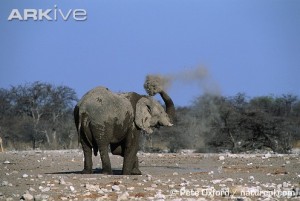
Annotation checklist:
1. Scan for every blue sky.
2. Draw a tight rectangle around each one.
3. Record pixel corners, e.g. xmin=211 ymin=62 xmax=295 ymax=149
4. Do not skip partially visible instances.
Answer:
xmin=1 ymin=0 xmax=300 ymax=106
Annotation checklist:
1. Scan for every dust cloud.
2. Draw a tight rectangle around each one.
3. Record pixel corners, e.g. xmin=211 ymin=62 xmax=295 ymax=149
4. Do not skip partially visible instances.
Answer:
xmin=144 ymin=66 xmax=221 ymax=151
xmin=145 ymin=66 xmax=221 ymax=96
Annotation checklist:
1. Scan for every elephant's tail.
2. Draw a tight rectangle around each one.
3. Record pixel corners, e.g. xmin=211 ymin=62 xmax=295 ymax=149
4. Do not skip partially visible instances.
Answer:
xmin=74 ymin=106 xmax=90 ymax=145
xmin=74 ymin=105 xmax=81 ymax=145
xmin=82 ymin=115 xmax=99 ymax=156
xmin=74 ymin=105 xmax=98 ymax=156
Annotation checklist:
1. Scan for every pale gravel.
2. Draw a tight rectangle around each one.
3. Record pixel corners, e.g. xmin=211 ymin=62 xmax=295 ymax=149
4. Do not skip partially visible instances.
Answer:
xmin=0 ymin=150 xmax=299 ymax=200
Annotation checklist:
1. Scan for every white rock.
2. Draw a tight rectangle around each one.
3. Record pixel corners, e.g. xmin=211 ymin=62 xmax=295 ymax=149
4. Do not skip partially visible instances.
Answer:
xmin=83 ymin=192 xmax=91 ymax=196
xmin=1 ymin=181 xmax=8 ymax=186
xmin=146 ymin=174 xmax=152 ymax=181
xmin=117 ymin=192 xmax=129 ymax=201
xmin=224 ymin=178 xmax=234 ymax=182
xmin=211 ymin=179 xmax=222 ymax=184
xmin=22 ymin=193 xmax=34 ymax=200
xmin=3 ymin=161 xmax=11 ymax=164
xmin=144 ymin=187 xmax=155 ymax=191
xmin=173 ymin=172 xmax=178 ymax=176
xmin=154 ymin=179 xmax=161 ymax=184
xmin=39 ymin=186 xmax=50 ymax=192
xmin=59 ymin=178 xmax=66 ymax=185
xmin=100 ymin=188 xmax=109 ymax=193
xmin=85 ymin=184 xmax=100 ymax=191
xmin=112 ymin=185 xmax=120 ymax=191
xmin=127 ymin=187 xmax=135 ymax=191
xmin=34 ymin=194 xmax=49 ymax=200
xmin=219 ymin=156 xmax=225 ymax=161
xmin=29 ymin=187 xmax=36 ymax=192
xmin=69 ymin=186 xmax=75 ymax=192
xmin=154 ymin=190 xmax=165 ymax=200
xmin=22 ymin=174 xmax=29 ymax=178
xmin=47 ymin=183 xmax=55 ymax=187
xmin=249 ymin=176 xmax=255 ymax=181
xmin=264 ymin=153 xmax=272 ymax=159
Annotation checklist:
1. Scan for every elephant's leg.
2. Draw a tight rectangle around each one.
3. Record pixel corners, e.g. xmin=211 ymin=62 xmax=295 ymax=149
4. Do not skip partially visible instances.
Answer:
xmin=131 ymin=155 xmax=142 ymax=175
xmin=111 ymin=143 xmax=140 ymax=174
xmin=90 ymin=124 xmax=112 ymax=175
xmin=99 ymin=145 xmax=112 ymax=174
xmin=110 ymin=142 xmax=125 ymax=156
xmin=122 ymin=130 xmax=140 ymax=175
xmin=80 ymin=137 xmax=93 ymax=174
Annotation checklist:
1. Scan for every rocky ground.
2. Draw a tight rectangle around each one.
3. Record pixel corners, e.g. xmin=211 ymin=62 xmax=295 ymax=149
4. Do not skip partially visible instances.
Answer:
xmin=0 ymin=149 xmax=299 ymax=201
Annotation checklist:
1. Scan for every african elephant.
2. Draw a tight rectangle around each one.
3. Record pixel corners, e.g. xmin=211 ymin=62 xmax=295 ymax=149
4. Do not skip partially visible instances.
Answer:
xmin=74 ymin=86 xmax=175 ymax=175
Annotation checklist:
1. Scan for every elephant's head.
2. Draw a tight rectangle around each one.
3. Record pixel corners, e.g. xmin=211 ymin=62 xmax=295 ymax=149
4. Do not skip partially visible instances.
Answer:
xmin=143 ymin=75 xmax=176 ymax=124
xmin=135 ymin=97 xmax=173 ymax=134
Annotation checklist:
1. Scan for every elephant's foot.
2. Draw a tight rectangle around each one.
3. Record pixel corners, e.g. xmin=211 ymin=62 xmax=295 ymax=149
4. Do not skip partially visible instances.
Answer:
xmin=101 ymin=168 xmax=113 ymax=175
xmin=82 ymin=169 xmax=93 ymax=174
xmin=131 ymin=168 xmax=142 ymax=175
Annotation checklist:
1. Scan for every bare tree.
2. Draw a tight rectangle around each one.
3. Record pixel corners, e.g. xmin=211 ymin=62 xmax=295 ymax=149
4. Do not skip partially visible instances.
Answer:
xmin=0 ymin=82 xmax=77 ymax=150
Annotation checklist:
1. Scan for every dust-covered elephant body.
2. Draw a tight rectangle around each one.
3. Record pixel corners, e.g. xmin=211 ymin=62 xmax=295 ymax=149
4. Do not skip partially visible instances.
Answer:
xmin=77 ymin=87 xmax=135 ymax=144
xmin=74 ymin=86 xmax=175 ymax=175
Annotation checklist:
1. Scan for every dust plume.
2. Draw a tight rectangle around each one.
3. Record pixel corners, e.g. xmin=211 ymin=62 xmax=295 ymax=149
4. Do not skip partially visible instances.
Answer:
xmin=144 ymin=66 xmax=221 ymax=152
xmin=144 ymin=66 xmax=221 ymax=96
xmin=144 ymin=75 xmax=169 ymax=96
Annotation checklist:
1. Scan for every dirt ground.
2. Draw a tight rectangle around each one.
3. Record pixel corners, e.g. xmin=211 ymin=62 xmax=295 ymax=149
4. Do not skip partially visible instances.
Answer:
xmin=0 ymin=150 xmax=299 ymax=201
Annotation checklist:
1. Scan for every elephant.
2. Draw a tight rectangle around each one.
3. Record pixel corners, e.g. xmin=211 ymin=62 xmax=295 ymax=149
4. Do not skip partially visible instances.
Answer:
xmin=74 ymin=86 xmax=175 ymax=175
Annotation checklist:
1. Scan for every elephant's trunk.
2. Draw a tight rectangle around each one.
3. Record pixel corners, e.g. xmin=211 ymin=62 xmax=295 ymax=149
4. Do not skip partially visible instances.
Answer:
xmin=159 ymin=90 xmax=175 ymax=123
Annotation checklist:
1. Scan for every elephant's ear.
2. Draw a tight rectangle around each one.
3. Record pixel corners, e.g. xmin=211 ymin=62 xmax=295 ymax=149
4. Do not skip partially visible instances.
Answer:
xmin=135 ymin=97 xmax=153 ymax=134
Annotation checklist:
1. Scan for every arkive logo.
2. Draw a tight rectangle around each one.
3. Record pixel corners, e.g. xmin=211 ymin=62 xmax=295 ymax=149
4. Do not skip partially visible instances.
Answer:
xmin=7 ymin=5 xmax=87 ymax=21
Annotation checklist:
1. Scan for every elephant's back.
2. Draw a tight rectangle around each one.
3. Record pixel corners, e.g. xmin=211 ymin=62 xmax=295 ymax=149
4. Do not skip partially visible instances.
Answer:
xmin=78 ymin=86 xmax=133 ymax=123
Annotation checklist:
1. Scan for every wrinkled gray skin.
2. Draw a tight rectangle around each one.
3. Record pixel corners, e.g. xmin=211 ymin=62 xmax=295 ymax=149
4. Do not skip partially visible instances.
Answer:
xmin=74 ymin=86 xmax=175 ymax=175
